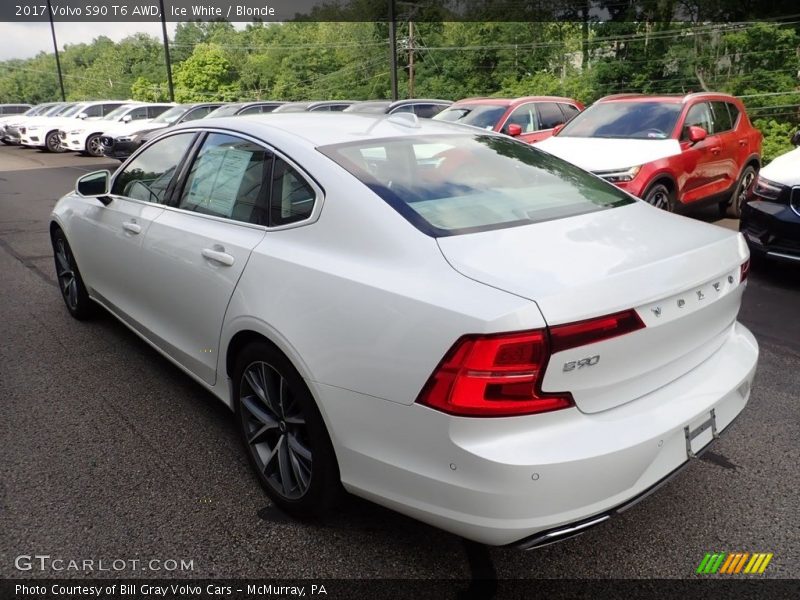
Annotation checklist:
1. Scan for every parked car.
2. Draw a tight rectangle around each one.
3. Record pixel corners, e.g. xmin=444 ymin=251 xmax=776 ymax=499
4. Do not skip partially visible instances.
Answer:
xmin=100 ymin=103 xmax=223 ymax=161
xmin=21 ymin=101 xmax=126 ymax=152
xmin=206 ymin=102 xmax=286 ymax=118
xmin=60 ymin=103 xmax=173 ymax=156
xmin=740 ymin=132 xmax=800 ymax=264
xmin=433 ymin=96 xmax=584 ymax=143
xmin=0 ymin=103 xmax=32 ymax=116
xmin=537 ymin=93 xmax=762 ymax=216
xmin=13 ymin=103 xmax=78 ymax=148
xmin=51 ymin=113 xmax=757 ymax=547
xmin=1 ymin=103 xmax=59 ymax=143
xmin=344 ymin=98 xmax=452 ymax=118
xmin=273 ymin=100 xmax=357 ymax=112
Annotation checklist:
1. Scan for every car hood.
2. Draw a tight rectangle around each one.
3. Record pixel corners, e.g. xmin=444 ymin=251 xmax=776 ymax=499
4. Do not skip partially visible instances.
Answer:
xmin=760 ymin=147 xmax=800 ymax=187
xmin=116 ymin=122 xmax=168 ymax=139
xmin=536 ymin=136 xmax=682 ymax=172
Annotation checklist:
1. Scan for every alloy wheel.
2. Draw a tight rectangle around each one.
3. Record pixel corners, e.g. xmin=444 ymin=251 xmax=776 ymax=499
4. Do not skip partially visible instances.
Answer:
xmin=55 ymin=238 xmax=78 ymax=310
xmin=46 ymin=132 xmax=61 ymax=152
xmin=87 ymin=135 xmax=102 ymax=156
xmin=737 ymin=170 xmax=756 ymax=210
xmin=239 ymin=361 xmax=312 ymax=500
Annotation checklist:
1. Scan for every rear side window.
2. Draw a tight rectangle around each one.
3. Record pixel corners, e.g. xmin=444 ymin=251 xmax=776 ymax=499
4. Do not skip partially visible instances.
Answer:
xmin=414 ymin=104 xmax=449 ymax=118
xmin=147 ymin=106 xmax=169 ymax=119
xmin=179 ymin=133 xmax=271 ymax=225
xmin=727 ymin=103 xmax=740 ymax=128
xmin=536 ymin=102 xmax=566 ymax=129
xmin=112 ymin=133 xmax=195 ymax=203
xmin=127 ymin=107 xmax=149 ymax=121
xmin=560 ymin=104 xmax=580 ymax=121
xmin=83 ymin=105 xmax=103 ymax=118
xmin=270 ymin=158 xmax=316 ymax=226
xmin=319 ymin=134 xmax=633 ymax=237
xmin=710 ymin=102 xmax=733 ymax=132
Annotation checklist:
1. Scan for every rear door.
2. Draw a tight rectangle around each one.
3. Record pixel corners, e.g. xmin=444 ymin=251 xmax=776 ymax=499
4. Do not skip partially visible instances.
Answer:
xmin=136 ymin=132 xmax=271 ymax=385
xmin=678 ymin=101 xmax=728 ymax=203
xmin=709 ymin=101 xmax=740 ymax=191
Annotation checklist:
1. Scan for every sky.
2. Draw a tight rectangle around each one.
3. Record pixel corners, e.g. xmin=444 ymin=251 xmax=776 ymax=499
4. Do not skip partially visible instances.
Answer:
xmin=0 ymin=22 xmax=178 ymax=61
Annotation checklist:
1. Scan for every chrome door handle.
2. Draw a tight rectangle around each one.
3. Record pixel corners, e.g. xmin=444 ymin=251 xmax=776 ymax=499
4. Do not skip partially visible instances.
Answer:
xmin=201 ymin=248 xmax=235 ymax=266
xmin=710 ymin=147 xmax=721 ymax=155
xmin=122 ymin=221 xmax=141 ymax=234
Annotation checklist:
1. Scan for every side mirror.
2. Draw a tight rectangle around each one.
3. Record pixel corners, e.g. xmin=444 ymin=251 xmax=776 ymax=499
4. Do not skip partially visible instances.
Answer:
xmin=122 ymin=114 xmax=132 ymax=123
xmin=687 ymin=125 xmax=707 ymax=143
xmin=77 ymin=112 xmax=88 ymax=120
xmin=552 ymin=123 xmax=565 ymax=135
xmin=791 ymin=130 xmax=800 ymax=147
xmin=76 ymin=170 xmax=112 ymax=205
xmin=506 ymin=123 xmax=523 ymax=137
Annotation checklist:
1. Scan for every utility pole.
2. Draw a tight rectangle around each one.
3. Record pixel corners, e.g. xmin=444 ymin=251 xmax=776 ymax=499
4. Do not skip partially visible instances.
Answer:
xmin=388 ymin=0 xmax=398 ymax=101
xmin=46 ymin=0 xmax=66 ymax=101
xmin=158 ymin=0 xmax=175 ymax=102
xmin=408 ymin=20 xmax=414 ymax=98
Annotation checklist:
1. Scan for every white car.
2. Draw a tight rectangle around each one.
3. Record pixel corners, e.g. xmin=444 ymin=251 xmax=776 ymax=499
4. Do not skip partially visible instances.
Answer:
xmin=21 ymin=101 xmax=127 ymax=152
xmin=61 ymin=103 xmax=173 ymax=156
xmin=50 ymin=113 xmax=758 ymax=547
xmin=16 ymin=102 xmax=79 ymax=149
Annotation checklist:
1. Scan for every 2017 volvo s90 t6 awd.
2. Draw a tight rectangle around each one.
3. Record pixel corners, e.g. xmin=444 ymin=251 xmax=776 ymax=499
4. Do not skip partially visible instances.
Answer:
xmin=50 ymin=113 xmax=758 ymax=547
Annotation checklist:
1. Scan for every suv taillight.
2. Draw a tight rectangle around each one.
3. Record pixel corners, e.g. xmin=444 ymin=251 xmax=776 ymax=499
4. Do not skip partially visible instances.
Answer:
xmin=416 ymin=310 xmax=645 ymax=417
xmin=740 ymin=258 xmax=751 ymax=283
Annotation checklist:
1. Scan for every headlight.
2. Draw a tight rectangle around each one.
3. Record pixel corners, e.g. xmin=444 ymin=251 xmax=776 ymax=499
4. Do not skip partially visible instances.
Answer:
xmin=593 ymin=165 xmax=642 ymax=183
xmin=752 ymin=175 xmax=785 ymax=200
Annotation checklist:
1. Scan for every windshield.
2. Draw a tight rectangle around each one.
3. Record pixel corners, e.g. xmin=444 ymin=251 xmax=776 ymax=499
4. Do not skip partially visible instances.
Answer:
xmin=61 ymin=103 xmax=88 ymax=118
xmin=43 ymin=104 xmax=68 ymax=116
xmin=150 ymin=105 xmax=188 ymax=124
xmin=319 ymin=134 xmax=634 ymax=236
xmin=206 ymin=104 xmax=243 ymax=118
xmin=103 ymin=105 xmax=138 ymax=120
xmin=433 ymin=104 xmax=507 ymax=130
xmin=558 ymin=101 xmax=682 ymax=139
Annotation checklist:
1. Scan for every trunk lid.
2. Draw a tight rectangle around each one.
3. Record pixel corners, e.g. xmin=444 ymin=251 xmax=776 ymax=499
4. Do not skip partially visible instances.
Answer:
xmin=436 ymin=202 xmax=749 ymax=413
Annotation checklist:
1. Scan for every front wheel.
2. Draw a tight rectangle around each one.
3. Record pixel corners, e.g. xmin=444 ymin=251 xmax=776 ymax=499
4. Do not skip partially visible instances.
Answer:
xmin=233 ymin=342 xmax=341 ymax=518
xmin=726 ymin=165 xmax=757 ymax=218
xmin=643 ymin=182 xmax=676 ymax=212
xmin=85 ymin=133 xmax=104 ymax=157
xmin=51 ymin=229 xmax=95 ymax=320
xmin=45 ymin=130 xmax=63 ymax=153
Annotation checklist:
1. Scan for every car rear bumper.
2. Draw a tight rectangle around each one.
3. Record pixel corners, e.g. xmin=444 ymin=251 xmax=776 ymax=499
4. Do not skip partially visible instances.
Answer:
xmin=741 ymin=200 xmax=800 ymax=263
xmin=317 ymin=321 xmax=758 ymax=546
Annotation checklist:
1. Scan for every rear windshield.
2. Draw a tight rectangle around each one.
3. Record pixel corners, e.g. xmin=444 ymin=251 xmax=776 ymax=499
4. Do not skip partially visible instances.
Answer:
xmin=319 ymin=134 xmax=634 ymax=236
xmin=433 ymin=104 xmax=507 ymax=130
xmin=558 ymin=101 xmax=682 ymax=139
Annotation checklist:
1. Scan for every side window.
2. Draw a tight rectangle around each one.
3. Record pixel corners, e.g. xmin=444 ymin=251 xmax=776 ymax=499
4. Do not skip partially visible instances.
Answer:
xmin=270 ymin=157 xmax=316 ymax=226
xmin=111 ymin=133 xmax=195 ymax=203
xmin=83 ymin=105 xmax=103 ymax=118
xmin=238 ymin=105 xmax=263 ymax=115
xmin=179 ymin=133 xmax=271 ymax=225
xmin=727 ymin=103 xmax=740 ymax=129
xmin=560 ymin=104 xmax=580 ymax=121
xmin=413 ymin=104 xmax=446 ymax=118
xmin=683 ymin=102 xmax=713 ymax=138
xmin=536 ymin=102 xmax=566 ymax=130
xmin=391 ymin=104 xmax=414 ymax=114
xmin=147 ymin=106 xmax=169 ymax=119
xmin=102 ymin=103 xmax=123 ymax=116
xmin=181 ymin=106 xmax=214 ymax=122
xmin=504 ymin=104 xmax=536 ymax=133
xmin=711 ymin=102 xmax=733 ymax=133
xmin=127 ymin=107 xmax=149 ymax=121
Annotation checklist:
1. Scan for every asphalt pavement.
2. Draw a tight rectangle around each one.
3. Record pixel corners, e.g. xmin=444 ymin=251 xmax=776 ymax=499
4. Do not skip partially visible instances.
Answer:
xmin=0 ymin=144 xmax=798 ymax=582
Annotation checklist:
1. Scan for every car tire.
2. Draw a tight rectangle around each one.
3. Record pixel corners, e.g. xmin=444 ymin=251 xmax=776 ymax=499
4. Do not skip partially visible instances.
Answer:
xmin=726 ymin=165 xmax=757 ymax=219
xmin=643 ymin=182 xmax=676 ymax=212
xmin=233 ymin=341 xmax=342 ymax=518
xmin=51 ymin=228 xmax=95 ymax=320
xmin=45 ymin=130 xmax=63 ymax=153
xmin=85 ymin=134 xmax=103 ymax=157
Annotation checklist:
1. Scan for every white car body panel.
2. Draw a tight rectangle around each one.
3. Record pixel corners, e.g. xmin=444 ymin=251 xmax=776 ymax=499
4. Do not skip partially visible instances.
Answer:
xmin=50 ymin=114 xmax=758 ymax=546
xmin=537 ymin=136 xmax=682 ymax=171
xmin=759 ymin=146 xmax=800 ymax=186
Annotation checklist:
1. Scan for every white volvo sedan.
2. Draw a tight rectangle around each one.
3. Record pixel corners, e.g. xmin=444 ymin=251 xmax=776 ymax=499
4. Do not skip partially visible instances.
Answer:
xmin=50 ymin=113 xmax=758 ymax=547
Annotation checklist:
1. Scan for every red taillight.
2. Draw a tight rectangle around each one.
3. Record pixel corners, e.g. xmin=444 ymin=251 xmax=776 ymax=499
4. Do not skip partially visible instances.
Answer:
xmin=416 ymin=330 xmax=573 ymax=417
xmin=549 ymin=309 xmax=645 ymax=354
xmin=740 ymin=258 xmax=750 ymax=283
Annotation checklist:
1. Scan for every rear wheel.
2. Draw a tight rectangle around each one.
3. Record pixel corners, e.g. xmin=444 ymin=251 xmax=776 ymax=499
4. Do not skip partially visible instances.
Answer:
xmin=233 ymin=341 xmax=341 ymax=518
xmin=85 ymin=133 xmax=103 ymax=157
xmin=51 ymin=228 xmax=95 ymax=320
xmin=726 ymin=165 xmax=757 ymax=218
xmin=643 ymin=182 xmax=676 ymax=212
xmin=45 ymin=130 xmax=63 ymax=153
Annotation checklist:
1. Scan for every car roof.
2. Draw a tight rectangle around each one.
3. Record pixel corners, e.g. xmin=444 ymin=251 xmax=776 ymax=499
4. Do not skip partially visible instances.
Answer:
xmin=451 ymin=96 xmax=580 ymax=107
xmin=597 ymin=92 xmax=740 ymax=104
xmin=170 ymin=112 xmax=488 ymax=148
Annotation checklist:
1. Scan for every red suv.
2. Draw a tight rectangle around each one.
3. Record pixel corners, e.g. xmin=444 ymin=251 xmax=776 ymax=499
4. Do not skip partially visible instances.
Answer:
xmin=433 ymin=96 xmax=584 ymax=144
xmin=537 ymin=93 xmax=762 ymax=216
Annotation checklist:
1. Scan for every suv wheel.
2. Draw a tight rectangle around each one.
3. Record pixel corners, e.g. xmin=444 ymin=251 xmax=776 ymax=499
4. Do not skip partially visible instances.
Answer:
xmin=726 ymin=166 xmax=757 ymax=219
xmin=85 ymin=134 xmax=103 ymax=157
xmin=643 ymin=182 xmax=676 ymax=212
xmin=45 ymin=130 xmax=63 ymax=153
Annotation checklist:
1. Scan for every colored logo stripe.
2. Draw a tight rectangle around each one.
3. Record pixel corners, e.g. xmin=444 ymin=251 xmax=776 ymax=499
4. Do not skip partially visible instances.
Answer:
xmin=697 ymin=552 xmax=773 ymax=574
